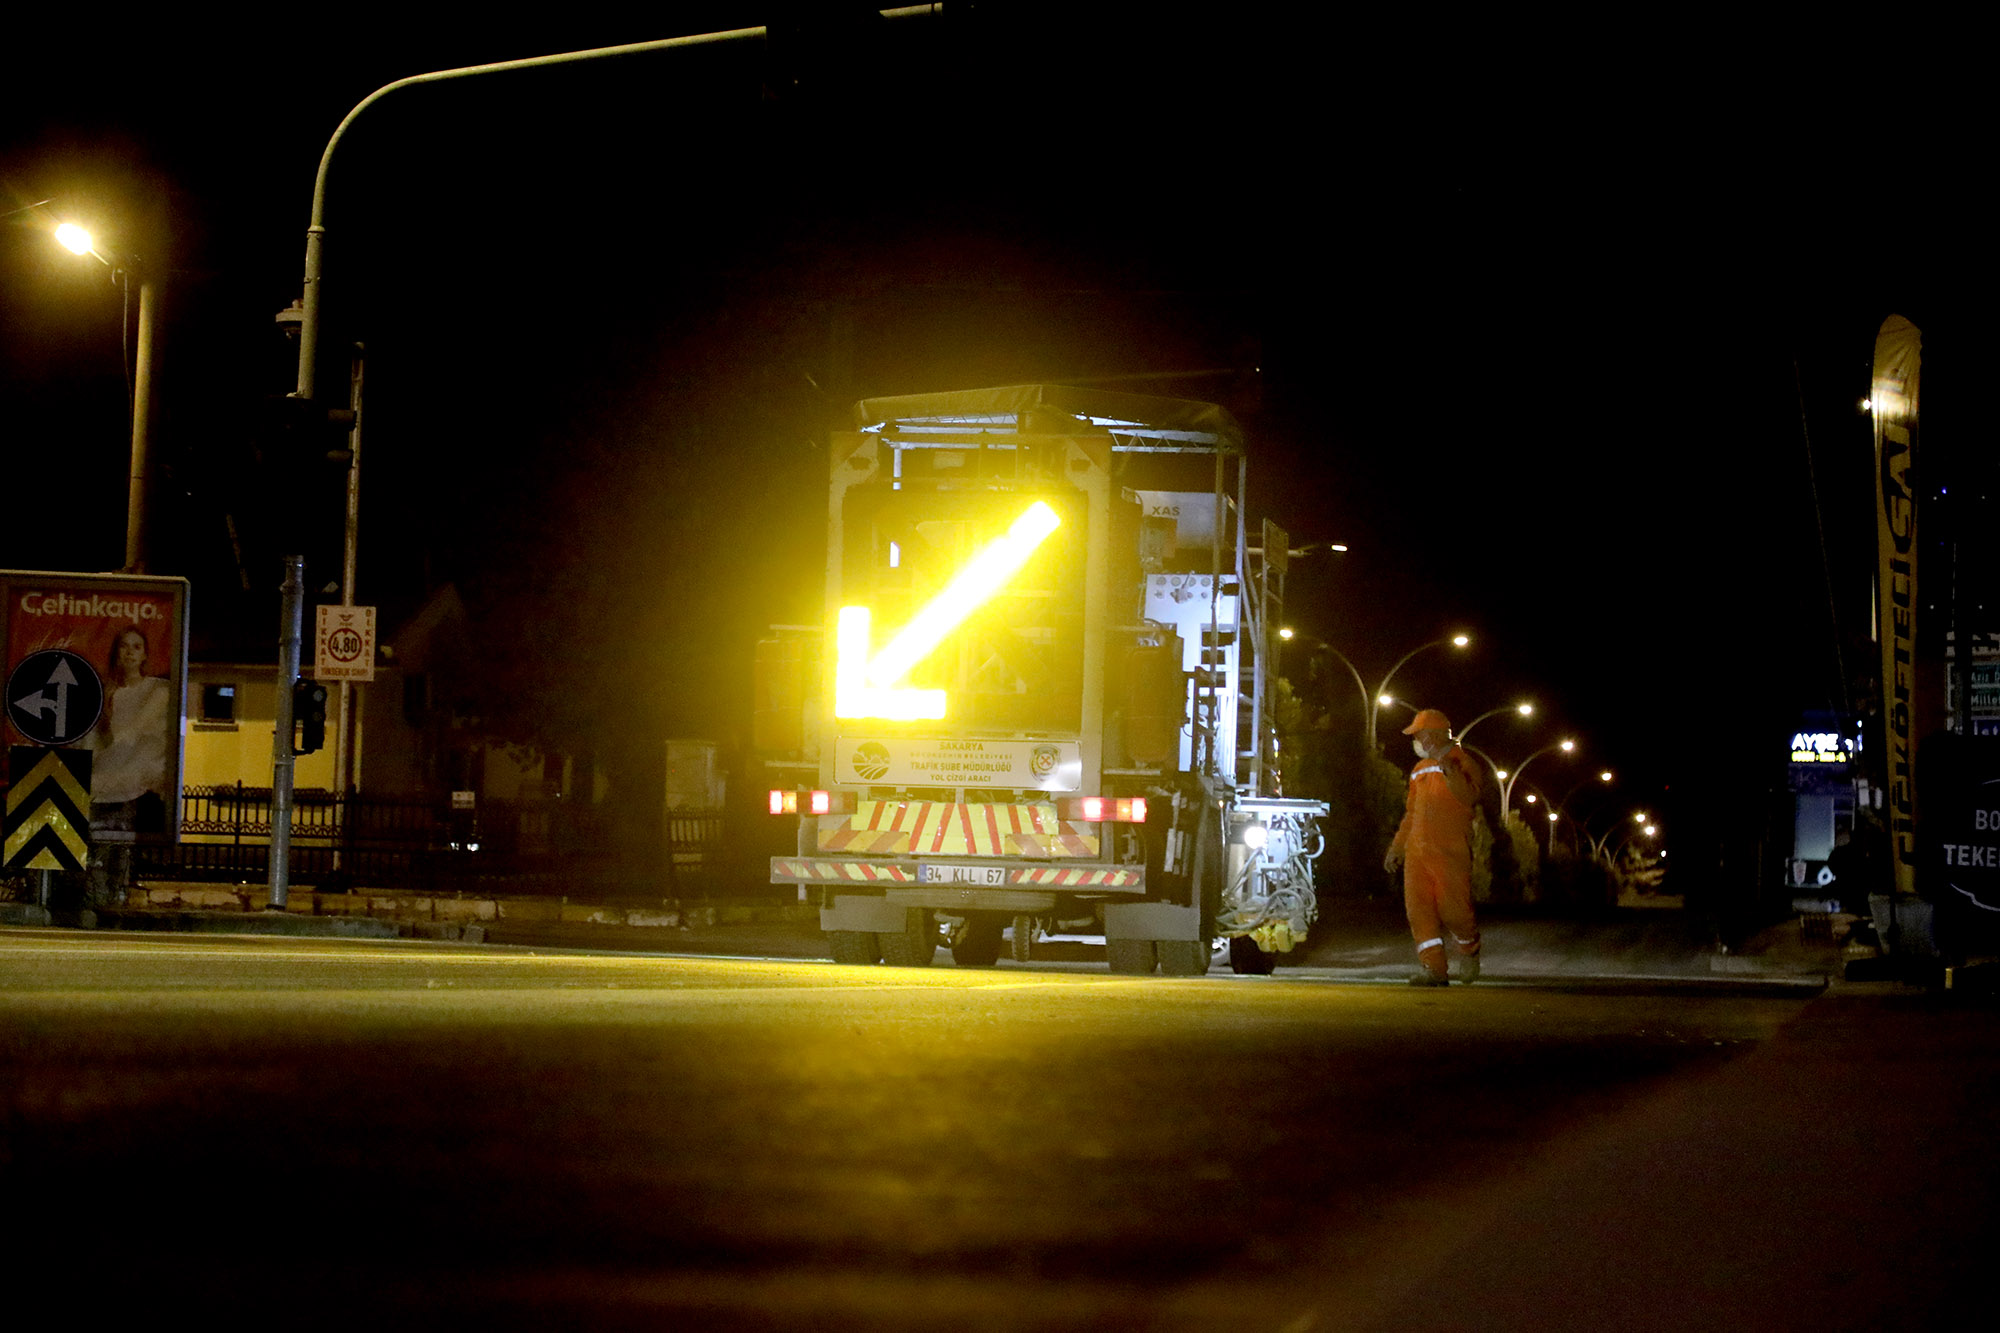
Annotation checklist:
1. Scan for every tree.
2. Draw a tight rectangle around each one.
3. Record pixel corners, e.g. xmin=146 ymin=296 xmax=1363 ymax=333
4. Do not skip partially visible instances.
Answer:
xmin=1272 ymin=676 xmax=1405 ymax=900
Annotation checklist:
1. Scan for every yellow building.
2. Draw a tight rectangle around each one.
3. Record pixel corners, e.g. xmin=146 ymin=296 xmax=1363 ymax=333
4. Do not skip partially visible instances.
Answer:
xmin=184 ymin=664 xmax=344 ymax=793
xmin=182 ymin=586 xmax=598 ymax=807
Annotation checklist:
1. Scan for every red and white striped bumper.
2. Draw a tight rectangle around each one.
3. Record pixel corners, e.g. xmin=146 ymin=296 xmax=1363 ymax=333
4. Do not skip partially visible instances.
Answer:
xmin=770 ymin=857 xmax=1145 ymax=891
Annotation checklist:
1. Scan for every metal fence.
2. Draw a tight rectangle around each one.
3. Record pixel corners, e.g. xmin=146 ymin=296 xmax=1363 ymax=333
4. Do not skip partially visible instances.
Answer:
xmin=138 ymin=785 xmax=726 ymax=895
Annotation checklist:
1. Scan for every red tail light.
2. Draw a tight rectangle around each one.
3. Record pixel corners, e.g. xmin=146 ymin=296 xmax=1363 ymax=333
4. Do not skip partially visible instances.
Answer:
xmin=768 ymin=789 xmax=852 ymax=816
xmin=1063 ymin=796 xmax=1146 ymax=823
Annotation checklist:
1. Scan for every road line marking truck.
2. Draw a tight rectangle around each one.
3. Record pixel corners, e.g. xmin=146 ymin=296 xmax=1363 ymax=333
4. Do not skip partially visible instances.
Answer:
xmin=760 ymin=384 xmax=1325 ymax=974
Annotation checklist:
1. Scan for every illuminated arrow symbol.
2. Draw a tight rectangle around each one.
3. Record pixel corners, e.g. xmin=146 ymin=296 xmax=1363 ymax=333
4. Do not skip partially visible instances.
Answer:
xmin=835 ymin=501 xmax=1061 ymax=722
xmin=835 ymin=608 xmax=945 ymax=720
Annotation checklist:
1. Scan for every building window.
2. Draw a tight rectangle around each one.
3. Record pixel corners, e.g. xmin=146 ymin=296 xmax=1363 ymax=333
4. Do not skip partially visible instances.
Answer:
xmin=199 ymin=683 xmax=237 ymax=725
xmin=404 ymin=672 xmax=429 ymax=726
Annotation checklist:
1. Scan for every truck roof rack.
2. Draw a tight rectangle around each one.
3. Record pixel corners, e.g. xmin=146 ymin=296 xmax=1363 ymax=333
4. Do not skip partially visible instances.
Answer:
xmin=852 ymin=383 xmax=1244 ymax=451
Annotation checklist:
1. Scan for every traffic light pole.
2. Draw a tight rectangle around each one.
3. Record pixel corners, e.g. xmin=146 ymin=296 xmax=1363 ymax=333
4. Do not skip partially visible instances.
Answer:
xmin=267 ymin=555 xmax=304 ymax=911
xmin=333 ymin=349 xmax=364 ymax=838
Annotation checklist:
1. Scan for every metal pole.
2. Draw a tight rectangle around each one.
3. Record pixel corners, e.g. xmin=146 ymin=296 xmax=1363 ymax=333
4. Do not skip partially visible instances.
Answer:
xmin=267 ymin=556 xmax=305 ymax=910
xmin=124 ymin=272 xmax=158 ymax=573
xmin=334 ymin=349 xmax=364 ymax=813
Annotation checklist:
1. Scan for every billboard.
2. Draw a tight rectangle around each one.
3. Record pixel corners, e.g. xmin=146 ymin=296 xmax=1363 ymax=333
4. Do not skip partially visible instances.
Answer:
xmin=1872 ymin=315 xmax=1922 ymax=896
xmin=3 ymin=570 xmax=190 ymax=844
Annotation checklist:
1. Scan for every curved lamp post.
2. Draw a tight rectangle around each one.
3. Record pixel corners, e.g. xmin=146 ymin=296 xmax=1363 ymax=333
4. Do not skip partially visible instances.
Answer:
xmin=1611 ymin=822 xmax=1661 ymax=863
xmin=1283 ymin=632 xmax=1471 ymax=751
xmin=1456 ymin=701 xmax=1534 ymax=745
xmin=1555 ymin=770 xmax=1616 ymax=854
xmin=287 ymin=8 xmax=938 ymax=399
xmin=1494 ymin=739 xmax=1577 ymax=821
xmin=262 ymin=9 xmax=939 ymax=913
xmin=1588 ymin=810 xmax=1653 ymax=863
xmin=1517 ymin=783 xmax=1564 ymax=851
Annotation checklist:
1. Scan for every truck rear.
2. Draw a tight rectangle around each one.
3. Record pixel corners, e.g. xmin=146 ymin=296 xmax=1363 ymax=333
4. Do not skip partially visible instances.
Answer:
xmin=761 ymin=384 xmax=1324 ymax=974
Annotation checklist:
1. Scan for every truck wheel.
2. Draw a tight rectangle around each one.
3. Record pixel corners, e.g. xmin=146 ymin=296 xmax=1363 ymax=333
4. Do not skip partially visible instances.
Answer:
xmin=1229 ymin=936 xmax=1277 ymax=975
xmin=951 ymin=916 xmax=1004 ymax=967
xmin=880 ymin=909 xmax=938 ymax=968
xmin=1009 ymin=915 xmax=1037 ymax=963
xmin=828 ymin=930 xmax=881 ymax=966
xmin=1106 ymin=938 xmax=1156 ymax=975
xmin=1156 ymin=939 xmax=1210 ymax=977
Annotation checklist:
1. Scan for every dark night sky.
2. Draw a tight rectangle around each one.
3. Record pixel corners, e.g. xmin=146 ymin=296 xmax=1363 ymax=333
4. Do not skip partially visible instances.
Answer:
xmin=2 ymin=6 xmax=1982 ymax=859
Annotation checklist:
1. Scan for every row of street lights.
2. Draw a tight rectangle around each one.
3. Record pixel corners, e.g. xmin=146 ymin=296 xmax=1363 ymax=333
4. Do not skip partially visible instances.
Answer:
xmin=1277 ymin=627 xmax=1472 ymax=751
xmin=1272 ymin=623 xmax=1662 ymax=868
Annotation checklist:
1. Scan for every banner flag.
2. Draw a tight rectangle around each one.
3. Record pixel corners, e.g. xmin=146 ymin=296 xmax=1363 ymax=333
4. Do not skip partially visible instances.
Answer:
xmin=1872 ymin=314 xmax=1922 ymax=896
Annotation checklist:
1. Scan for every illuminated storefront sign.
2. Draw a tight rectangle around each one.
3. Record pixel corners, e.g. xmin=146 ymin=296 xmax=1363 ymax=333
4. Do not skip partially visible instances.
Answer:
xmin=1789 ymin=732 xmax=1857 ymax=764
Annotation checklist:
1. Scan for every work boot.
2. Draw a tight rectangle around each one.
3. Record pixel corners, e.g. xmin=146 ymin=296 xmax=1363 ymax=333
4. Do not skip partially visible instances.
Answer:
xmin=1452 ymin=952 xmax=1481 ymax=985
xmin=1407 ymin=968 xmax=1448 ymax=987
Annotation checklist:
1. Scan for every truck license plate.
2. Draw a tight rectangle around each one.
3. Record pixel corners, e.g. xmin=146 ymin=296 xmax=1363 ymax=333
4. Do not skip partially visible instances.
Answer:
xmin=920 ymin=863 xmax=1007 ymax=886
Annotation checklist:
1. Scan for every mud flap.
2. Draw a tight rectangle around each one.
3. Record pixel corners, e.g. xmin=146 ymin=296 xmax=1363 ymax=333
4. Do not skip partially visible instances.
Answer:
xmin=820 ymin=894 xmax=910 ymax=934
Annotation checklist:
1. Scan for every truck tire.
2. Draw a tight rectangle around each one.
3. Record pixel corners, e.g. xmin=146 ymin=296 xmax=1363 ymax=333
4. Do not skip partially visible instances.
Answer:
xmin=1156 ymin=939 xmax=1210 ymax=977
xmin=828 ymin=930 xmax=881 ymax=966
xmin=1009 ymin=915 xmax=1036 ymax=963
xmin=951 ymin=916 xmax=1004 ymax=967
xmin=1229 ymin=935 xmax=1277 ymax=975
xmin=1188 ymin=797 xmax=1223 ymax=940
xmin=1106 ymin=938 xmax=1156 ymax=975
xmin=880 ymin=909 xmax=938 ymax=968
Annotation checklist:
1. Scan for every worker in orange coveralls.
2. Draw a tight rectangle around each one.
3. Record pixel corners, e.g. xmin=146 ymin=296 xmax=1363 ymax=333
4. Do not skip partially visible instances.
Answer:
xmin=1382 ymin=708 xmax=1483 ymax=986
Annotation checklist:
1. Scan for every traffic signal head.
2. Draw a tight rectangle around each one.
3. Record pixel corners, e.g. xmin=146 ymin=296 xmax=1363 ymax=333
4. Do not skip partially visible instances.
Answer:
xmin=294 ymin=677 xmax=329 ymax=754
xmin=264 ymin=393 xmax=357 ymax=464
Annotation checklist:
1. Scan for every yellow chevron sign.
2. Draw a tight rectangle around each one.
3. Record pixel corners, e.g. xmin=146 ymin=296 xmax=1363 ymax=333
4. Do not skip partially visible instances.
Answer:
xmin=4 ymin=746 xmax=92 ymax=872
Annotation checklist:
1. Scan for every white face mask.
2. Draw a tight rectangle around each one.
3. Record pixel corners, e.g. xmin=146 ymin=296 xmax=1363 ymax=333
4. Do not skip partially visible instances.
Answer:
xmin=1414 ymin=736 xmax=1449 ymax=759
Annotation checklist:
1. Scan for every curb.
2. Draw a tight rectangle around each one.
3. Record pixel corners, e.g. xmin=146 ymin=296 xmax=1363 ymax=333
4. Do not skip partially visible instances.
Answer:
xmin=81 ymin=908 xmax=400 ymax=939
xmin=18 ymin=884 xmax=822 ymax=940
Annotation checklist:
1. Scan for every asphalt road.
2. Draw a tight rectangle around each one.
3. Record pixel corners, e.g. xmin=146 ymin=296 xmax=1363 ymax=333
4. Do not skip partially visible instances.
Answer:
xmin=0 ymin=928 xmax=1982 ymax=1329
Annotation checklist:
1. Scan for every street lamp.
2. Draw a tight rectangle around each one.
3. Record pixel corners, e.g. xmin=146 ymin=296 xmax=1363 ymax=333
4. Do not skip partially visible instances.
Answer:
xmin=1587 ymin=809 xmax=1652 ymax=863
xmin=54 ymin=222 xmax=96 ymax=256
xmin=1494 ymin=739 xmax=1577 ymax=820
xmin=1517 ymin=784 xmax=1565 ymax=852
xmin=1306 ymin=633 xmax=1471 ymax=751
xmin=1554 ymin=769 xmax=1615 ymax=854
xmin=1456 ymin=701 xmax=1534 ymax=744
xmin=1280 ymin=624 xmax=1472 ymax=748
xmin=43 ymin=211 xmax=159 ymax=573
xmin=1612 ymin=822 xmax=1661 ymax=862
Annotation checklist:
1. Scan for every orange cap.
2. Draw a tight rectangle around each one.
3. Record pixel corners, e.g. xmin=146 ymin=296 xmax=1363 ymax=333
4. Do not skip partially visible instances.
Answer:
xmin=1402 ymin=708 xmax=1452 ymax=735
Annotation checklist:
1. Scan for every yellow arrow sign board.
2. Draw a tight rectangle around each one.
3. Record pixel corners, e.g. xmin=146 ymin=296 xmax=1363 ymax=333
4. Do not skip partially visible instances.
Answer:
xmin=4 ymin=746 xmax=92 ymax=872
xmin=835 ymin=500 xmax=1060 ymax=722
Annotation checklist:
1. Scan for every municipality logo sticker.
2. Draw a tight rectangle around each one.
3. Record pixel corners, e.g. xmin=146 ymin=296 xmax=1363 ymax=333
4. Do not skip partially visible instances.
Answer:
xmin=1030 ymin=745 xmax=1059 ymax=778
xmin=851 ymin=742 xmax=891 ymax=782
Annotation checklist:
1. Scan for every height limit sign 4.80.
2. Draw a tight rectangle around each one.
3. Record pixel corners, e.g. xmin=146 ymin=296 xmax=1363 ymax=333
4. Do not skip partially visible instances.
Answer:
xmin=315 ymin=606 xmax=377 ymax=682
